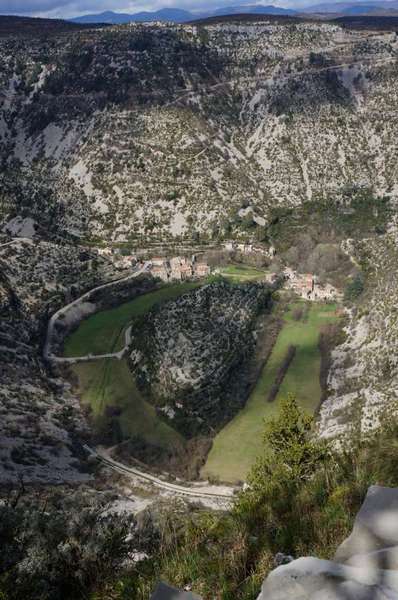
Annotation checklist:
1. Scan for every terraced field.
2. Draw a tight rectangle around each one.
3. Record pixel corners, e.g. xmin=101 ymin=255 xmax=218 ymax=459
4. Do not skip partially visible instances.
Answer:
xmin=201 ymin=302 xmax=341 ymax=483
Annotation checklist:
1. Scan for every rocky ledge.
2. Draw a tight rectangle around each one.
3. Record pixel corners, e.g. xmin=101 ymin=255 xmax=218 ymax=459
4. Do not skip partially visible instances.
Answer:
xmin=259 ymin=485 xmax=398 ymax=599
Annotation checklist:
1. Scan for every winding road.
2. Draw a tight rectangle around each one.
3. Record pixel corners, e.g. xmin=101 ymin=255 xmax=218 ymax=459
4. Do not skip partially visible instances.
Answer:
xmin=83 ymin=445 xmax=235 ymax=502
xmin=50 ymin=325 xmax=133 ymax=364
xmin=43 ymin=262 xmax=151 ymax=363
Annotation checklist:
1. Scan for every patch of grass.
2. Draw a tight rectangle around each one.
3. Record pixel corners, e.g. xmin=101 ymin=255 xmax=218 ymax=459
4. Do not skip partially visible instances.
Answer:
xmin=218 ymin=264 xmax=267 ymax=282
xmin=72 ymin=359 xmax=183 ymax=449
xmin=64 ymin=281 xmax=203 ymax=357
xmin=202 ymin=302 xmax=340 ymax=483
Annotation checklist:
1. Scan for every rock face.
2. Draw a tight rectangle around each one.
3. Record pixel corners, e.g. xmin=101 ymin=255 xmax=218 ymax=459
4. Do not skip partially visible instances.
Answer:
xmin=2 ymin=21 xmax=398 ymax=241
xmin=258 ymin=486 xmax=398 ymax=599
xmin=318 ymin=233 xmax=398 ymax=444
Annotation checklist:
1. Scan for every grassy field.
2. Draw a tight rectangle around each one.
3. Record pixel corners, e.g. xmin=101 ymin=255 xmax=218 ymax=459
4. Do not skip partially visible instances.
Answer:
xmin=201 ymin=302 xmax=340 ymax=483
xmin=72 ymin=359 xmax=183 ymax=449
xmin=65 ymin=282 xmax=207 ymax=452
xmin=64 ymin=281 xmax=202 ymax=357
xmin=218 ymin=264 xmax=267 ymax=282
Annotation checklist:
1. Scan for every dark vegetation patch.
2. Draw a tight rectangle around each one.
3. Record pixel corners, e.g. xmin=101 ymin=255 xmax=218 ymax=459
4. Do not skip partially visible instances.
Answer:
xmin=267 ymin=187 xmax=391 ymax=287
xmin=333 ymin=15 xmax=398 ymax=30
xmin=292 ymin=307 xmax=304 ymax=321
xmin=318 ymin=321 xmax=345 ymax=408
xmin=113 ymin=435 xmax=212 ymax=480
xmin=269 ymin=188 xmax=391 ymax=251
xmin=268 ymin=344 xmax=297 ymax=402
xmin=344 ymin=272 xmax=365 ymax=302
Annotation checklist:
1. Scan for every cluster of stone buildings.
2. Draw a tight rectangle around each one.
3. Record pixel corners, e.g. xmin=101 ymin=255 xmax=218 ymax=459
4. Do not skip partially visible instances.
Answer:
xmin=149 ymin=256 xmax=211 ymax=282
xmin=94 ymin=247 xmax=211 ymax=281
xmin=283 ymin=267 xmax=340 ymax=300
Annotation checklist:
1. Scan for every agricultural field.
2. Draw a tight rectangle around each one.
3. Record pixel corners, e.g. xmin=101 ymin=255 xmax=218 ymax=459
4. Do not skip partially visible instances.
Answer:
xmin=72 ymin=359 xmax=183 ymax=450
xmin=201 ymin=302 xmax=341 ymax=483
xmin=217 ymin=264 xmax=267 ymax=282
xmin=64 ymin=281 xmax=202 ymax=357
xmin=64 ymin=281 xmax=210 ymax=457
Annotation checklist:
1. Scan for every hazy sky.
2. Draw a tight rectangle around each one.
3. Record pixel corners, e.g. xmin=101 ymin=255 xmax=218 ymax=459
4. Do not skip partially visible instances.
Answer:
xmin=0 ymin=0 xmax=315 ymax=19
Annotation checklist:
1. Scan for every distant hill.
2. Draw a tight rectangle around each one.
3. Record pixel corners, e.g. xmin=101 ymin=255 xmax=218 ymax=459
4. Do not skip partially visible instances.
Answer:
xmin=71 ymin=8 xmax=196 ymax=24
xmin=191 ymin=13 xmax=307 ymax=25
xmin=71 ymin=4 xmax=297 ymax=25
xmin=212 ymin=4 xmax=298 ymax=16
xmin=302 ymin=0 xmax=398 ymax=13
xmin=0 ymin=15 xmax=104 ymax=36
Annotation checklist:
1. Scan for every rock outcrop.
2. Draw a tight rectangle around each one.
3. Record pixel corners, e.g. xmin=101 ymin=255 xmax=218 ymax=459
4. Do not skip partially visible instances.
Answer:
xmin=129 ymin=281 xmax=272 ymax=434
xmin=258 ymin=485 xmax=398 ymax=599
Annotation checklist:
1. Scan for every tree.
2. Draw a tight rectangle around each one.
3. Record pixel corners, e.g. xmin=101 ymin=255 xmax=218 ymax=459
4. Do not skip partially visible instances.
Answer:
xmin=235 ymin=395 xmax=327 ymax=550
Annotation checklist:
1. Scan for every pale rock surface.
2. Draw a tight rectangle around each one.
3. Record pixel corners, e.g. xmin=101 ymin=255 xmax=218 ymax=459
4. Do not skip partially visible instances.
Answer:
xmin=258 ymin=486 xmax=398 ymax=600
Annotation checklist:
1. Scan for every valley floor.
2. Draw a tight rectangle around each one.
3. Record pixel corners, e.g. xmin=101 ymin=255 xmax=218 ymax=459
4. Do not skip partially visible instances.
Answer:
xmin=64 ymin=270 xmax=341 ymax=484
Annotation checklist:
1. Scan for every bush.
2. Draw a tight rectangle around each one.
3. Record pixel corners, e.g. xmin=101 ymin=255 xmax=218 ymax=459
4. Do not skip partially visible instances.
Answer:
xmin=344 ymin=273 xmax=364 ymax=302
xmin=0 ymin=491 xmax=140 ymax=600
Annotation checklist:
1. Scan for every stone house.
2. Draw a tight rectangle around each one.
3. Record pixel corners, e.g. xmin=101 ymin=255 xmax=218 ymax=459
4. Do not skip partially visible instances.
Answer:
xmin=180 ymin=264 xmax=193 ymax=279
xmin=152 ymin=265 xmax=169 ymax=282
xmin=152 ymin=257 xmax=166 ymax=267
xmin=195 ymin=263 xmax=211 ymax=277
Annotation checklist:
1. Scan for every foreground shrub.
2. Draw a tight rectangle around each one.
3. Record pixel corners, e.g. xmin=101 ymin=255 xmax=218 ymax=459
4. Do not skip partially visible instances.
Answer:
xmin=0 ymin=490 xmax=139 ymax=600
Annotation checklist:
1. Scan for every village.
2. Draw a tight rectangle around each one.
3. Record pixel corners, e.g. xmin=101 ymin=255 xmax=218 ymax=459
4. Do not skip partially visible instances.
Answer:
xmin=96 ymin=246 xmax=211 ymax=282
xmin=95 ymin=242 xmax=340 ymax=299
xmin=281 ymin=268 xmax=340 ymax=301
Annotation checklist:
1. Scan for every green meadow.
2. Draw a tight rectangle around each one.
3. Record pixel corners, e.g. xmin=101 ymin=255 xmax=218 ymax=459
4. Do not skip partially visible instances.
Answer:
xmin=64 ymin=281 xmax=202 ymax=357
xmin=217 ymin=264 xmax=267 ymax=282
xmin=72 ymin=358 xmax=183 ymax=450
xmin=201 ymin=302 xmax=340 ymax=483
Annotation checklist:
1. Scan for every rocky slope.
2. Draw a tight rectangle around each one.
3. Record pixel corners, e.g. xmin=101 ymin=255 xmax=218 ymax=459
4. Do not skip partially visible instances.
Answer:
xmin=0 ymin=237 xmax=113 ymax=483
xmin=318 ymin=230 xmax=398 ymax=443
xmin=1 ymin=20 xmax=398 ymax=242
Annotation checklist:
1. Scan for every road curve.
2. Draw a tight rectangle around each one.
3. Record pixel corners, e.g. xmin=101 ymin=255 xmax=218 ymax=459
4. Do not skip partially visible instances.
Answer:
xmin=50 ymin=325 xmax=133 ymax=364
xmin=83 ymin=445 xmax=235 ymax=501
xmin=43 ymin=263 xmax=150 ymax=362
